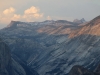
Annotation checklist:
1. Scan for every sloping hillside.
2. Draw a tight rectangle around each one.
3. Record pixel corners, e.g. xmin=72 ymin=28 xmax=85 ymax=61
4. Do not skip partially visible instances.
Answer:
xmin=0 ymin=38 xmax=39 ymax=75
xmin=1 ymin=17 xmax=100 ymax=75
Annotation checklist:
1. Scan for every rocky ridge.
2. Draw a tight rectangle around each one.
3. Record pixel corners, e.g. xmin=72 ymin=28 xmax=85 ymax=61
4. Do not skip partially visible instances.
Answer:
xmin=0 ymin=16 xmax=100 ymax=75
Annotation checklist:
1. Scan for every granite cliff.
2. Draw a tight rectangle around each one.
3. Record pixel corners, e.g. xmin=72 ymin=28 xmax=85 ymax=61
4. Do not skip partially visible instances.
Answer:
xmin=0 ymin=39 xmax=39 ymax=75
xmin=0 ymin=16 xmax=100 ymax=75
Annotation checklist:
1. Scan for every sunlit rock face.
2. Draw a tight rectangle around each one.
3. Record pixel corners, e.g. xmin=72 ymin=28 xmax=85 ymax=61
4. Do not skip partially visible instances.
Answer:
xmin=70 ymin=16 xmax=100 ymax=38
xmin=1 ymin=16 xmax=100 ymax=75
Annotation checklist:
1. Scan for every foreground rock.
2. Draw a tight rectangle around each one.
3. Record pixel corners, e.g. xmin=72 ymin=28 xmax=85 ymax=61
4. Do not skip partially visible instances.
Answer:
xmin=68 ymin=65 xmax=94 ymax=75
xmin=68 ymin=64 xmax=100 ymax=75
xmin=0 ymin=39 xmax=39 ymax=75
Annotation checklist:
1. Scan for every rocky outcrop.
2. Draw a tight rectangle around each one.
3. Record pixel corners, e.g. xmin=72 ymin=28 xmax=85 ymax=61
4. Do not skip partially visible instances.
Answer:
xmin=0 ymin=39 xmax=39 ymax=75
xmin=94 ymin=64 xmax=100 ymax=75
xmin=70 ymin=15 xmax=100 ymax=38
xmin=0 ymin=39 xmax=12 ymax=75
xmin=0 ymin=38 xmax=27 ymax=75
xmin=68 ymin=63 xmax=100 ymax=75
xmin=68 ymin=65 xmax=94 ymax=75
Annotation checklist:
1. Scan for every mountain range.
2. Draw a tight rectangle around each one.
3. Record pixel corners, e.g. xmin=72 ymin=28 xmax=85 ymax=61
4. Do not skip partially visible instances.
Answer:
xmin=0 ymin=16 xmax=100 ymax=75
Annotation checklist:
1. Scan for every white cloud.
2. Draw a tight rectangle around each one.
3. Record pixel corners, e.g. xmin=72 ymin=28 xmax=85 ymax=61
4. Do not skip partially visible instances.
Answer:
xmin=24 ymin=6 xmax=39 ymax=14
xmin=0 ymin=7 xmax=21 ymax=24
xmin=0 ymin=6 xmax=43 ymax=24
xmin=3 ymin=7 xmax=15 ymax=15
xmin=23 ymin=6 xmax=43 ymax=21
xmin=11 ymin=14 xmax=21 ymax=20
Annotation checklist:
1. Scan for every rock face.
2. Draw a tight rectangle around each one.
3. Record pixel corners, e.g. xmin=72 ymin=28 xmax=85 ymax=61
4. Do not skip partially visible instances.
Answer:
xmin=68 ymin=63 xmax=100 ymax=75
xmin=68 ymin=65 xmax=94 ymax=75
xmin=70 ymin=15 xmax=100 ymax=38
xmin=0 ymin=16 xmax=100 ymax=75
xmin=0 ymin=39 xmax=39 ymax=75
xmin=0 ymin=39 xmax=25 ymax=75
xmin=0 ymin=20 xmax=82 ymax=75
xmin=94 ymin=64 xmax=100 ymax=75
xmin=0 ymin=39 xmax=12 ymax=75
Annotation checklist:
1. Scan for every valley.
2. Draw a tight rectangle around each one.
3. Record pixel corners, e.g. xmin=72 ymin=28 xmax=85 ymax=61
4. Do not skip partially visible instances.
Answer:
xmin=0 ymin=16 xmax=100 ymax=75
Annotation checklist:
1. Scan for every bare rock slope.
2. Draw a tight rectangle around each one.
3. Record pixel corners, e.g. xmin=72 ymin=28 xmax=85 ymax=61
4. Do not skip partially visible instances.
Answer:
xmin=0 ymin=39 xmax=39 ymax=75
xmin=0 ymin=16 xmax=100 ymax=75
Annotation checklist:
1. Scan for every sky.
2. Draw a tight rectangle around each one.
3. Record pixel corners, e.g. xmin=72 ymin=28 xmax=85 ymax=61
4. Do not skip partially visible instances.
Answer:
xmin=0 ymin=0 xmax=100 ymax=28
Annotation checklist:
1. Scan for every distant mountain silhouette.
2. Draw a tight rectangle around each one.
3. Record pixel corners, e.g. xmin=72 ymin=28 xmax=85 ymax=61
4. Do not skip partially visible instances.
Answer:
xmin=73 ymin=18 xmax=86 ymax=24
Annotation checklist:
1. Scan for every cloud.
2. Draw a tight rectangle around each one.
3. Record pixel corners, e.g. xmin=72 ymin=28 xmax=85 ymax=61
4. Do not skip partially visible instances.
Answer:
xmin=0 ymin=7 xmax=21 ymax=24
xmin=3 ymin=7 xmax=15 ymax=15
xmin=0 ymin=6 xmax=43 ymax=24
xmin=11 ymin=14 xmax=21 ymax=20
xmin=23 ymin=6 xmax=43 ymax=21
xmin=24 ymin=6 xmax=39 ymax=14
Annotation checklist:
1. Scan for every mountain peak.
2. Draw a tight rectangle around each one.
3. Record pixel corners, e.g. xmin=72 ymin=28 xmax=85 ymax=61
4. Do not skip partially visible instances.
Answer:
xmin=80 ymin=18 xmax=86 ymax=23
xmin=90 ymin=15 xmax=100 ymax=25
xmin=69 ymin=15 xmax=100 ymax=38
xmin=73 ymin=18 xmax=86 ymax=24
